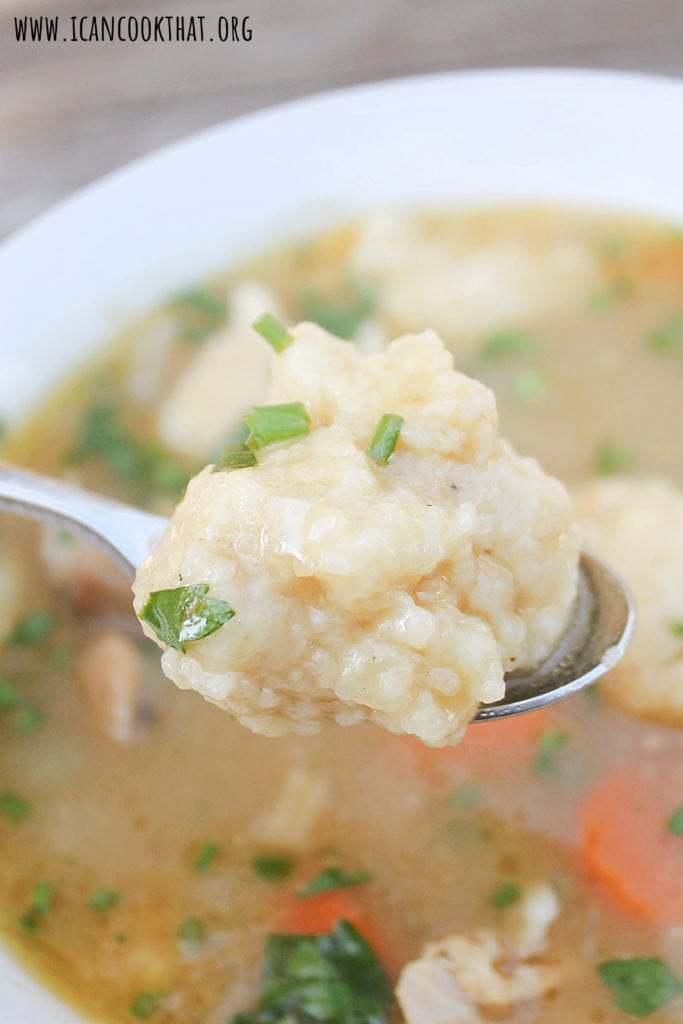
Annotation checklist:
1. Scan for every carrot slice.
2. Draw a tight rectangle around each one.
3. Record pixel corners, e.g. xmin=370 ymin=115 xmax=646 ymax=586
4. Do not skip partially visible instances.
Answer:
xmin=276 ymin=890 xmax=392 ymax=967
xmin=580 ymin=763 xmax=683 ymax=926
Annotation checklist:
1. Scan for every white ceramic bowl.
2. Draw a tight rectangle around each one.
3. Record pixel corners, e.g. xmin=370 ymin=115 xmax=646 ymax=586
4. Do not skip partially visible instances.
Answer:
xmin=1 ymin=67 xmax=682 ymax=1022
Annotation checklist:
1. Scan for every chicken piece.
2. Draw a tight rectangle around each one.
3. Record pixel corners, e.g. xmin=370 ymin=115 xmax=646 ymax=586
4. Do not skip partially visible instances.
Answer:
xmin=157 ymin=281 xmax=281 ymax=460
xmin=396 ymin=883 xmax=562 ymax=1024
xmin=251 ymin=766 xmax=327 ymax=850
xmin=134 ymin=325 xmax=579 ymax=745
xmin=575 ymin=476 xmax=683 ymax=724
xmin=351 ymin=212 xmax=601 ymax=350
xmin=41 ymin=523 xmax=130 ymax=610
xmin=77 ymin=631 xmax=146 ymax=743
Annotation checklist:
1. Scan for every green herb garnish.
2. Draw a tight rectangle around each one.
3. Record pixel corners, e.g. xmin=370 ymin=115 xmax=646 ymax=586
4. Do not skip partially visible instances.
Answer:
xmin=178 ymin=917 xmax=206 ymax=944
xmin=88 ymin=889 xmax=120 ymax=911
xmin=648 ymin=313 xmax=683 ymax=354
xmin=448 ymin=783 xmax=482 ymax=808
xmin=140 ymin=584 xmax=234 ymax=653
xmin=252 ymin=313 xmax=294 ymax=353
xmin=594 ymin=441 xmax=635 ymax=476
xmin=480 ymin=330 xmax=538 ymax=360
xmin=20 ymin=881 xmax=54 ymax=933
xmin=10 ymin=610 xmax=54 ymax=647
xmin=170 ymin=288 xmax=228 ymax=343
xmin=0 ymin=791 xmax=32 ymax=823
xmin=129 ymin=989 xmax=168 ymax=1020
xmin=0 ymin=680 xmax=20 ymax=709
xmin=598 ymin=957 xmax=683 ymax=1017
xmin=66 ymin=401 xmax=190 ymax=503
xmin=194 ymin=841 xmax=219 ymax=874
xmin=299 ymin=867 xmax=373 ymax=898
xmin=490 ymin=882 xmax=521 ymax=908
xmin=252 ymin=856 xmax=295 ymax=882
xmin=212 ymin=442 xmax=257 ymax=473
xmin=672 ymin=622 xmax=683 ymax=638
xmin=367 ymin=413 xmax=403 ymax=464
xmin=667 ymin=806 xmax=683 ymax=836
xmin=50 ymin=644 xmax=73 ymax=669
xmin=244 ymin=403 xmax=310 ymax=450
xmin=299 ymin=283 xmax=376 ymax=340
xmin=513 ymin=368 xmax=547 ymax=403
xmin=14 ymin=706 xmax=43 ymax=733
xmin=533 ymin=729 xmax=569 ymax=775
xmin=232 ymin=920 xmax=393 ymax=1024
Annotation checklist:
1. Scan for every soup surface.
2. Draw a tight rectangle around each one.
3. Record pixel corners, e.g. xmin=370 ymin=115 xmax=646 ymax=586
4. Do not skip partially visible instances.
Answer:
xmin=1 ymin=207 xmax=683 ymax=1023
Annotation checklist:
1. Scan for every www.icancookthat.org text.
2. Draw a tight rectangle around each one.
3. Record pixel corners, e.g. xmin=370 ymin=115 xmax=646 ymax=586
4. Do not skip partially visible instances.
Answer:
xmin=14 ymin=14 xmax=252 ymax=43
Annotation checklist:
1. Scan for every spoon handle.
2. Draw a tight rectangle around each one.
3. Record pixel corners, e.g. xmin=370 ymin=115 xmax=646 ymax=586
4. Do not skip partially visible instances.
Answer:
xmin=0 ymin=461 xmax=166 ymax=577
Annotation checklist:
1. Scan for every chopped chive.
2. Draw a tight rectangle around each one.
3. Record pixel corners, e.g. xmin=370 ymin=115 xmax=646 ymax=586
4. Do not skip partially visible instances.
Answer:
xmin=20 ymin=881 xmax=54 ymax=933
xmin=140 ymin=584 xmax=235 ymax=653
xmin=299 ymin=283 xmax=377 ymax=340
xmin=448 ymin=783 xmax=482 ymax=808
xmin=512 ymin=368 xmax=547 ymax=403
xmin=0 ymin=680 xmax=20 ymax=710
xmin=14 ymin=706 xmax=43 ymax=733
xmin=367 ymin=413 xmax=403 ymax=464
xmin=194 ymin=841 xmax=219 ymax=874
xmin=533 ymin=729 xmax=569 ymax=775
xmin=129 ymin=990 xmax=168 ymax=1019
xmin=170 ymin=288 xmax=228 ymax=343
xmin=298 ymin=867 xmax=373 ymax=897
xmin=244 ymin=402 xmax=310 ymax=450
xmin=490 ymin=882 xmax=521 ymax=908
xmin=212 ymin=442 xmax=257 ymax=473
xmin=648 ymin=313 xmax=683 ymax=353
xmin=252 ymin=855 xmax=294 ymax=881
xmin=480 ymin=330 xmax=538 ymax=360
xmin=672 ymin=622 xmax=683 ymax=638
xmin=0 ymin=791 xmax=32 ymax=823
xmin=178 ymin=917 xmax=206 ymax=944
xmin=594 ymin=441 xmax=635 ymax=477
xmin=667 ymin=806 xmax=683 ymax=836
xmin=598 ymin=957 xmax=683 ymax=1016
xmin=586 ymin=279 xmax=633 ymax=313
xmin=10 ymin=610 xmax=54 ymax=647
xmin=88 ymin=889 xmax=120 ymax=911
xmin=252 ymin=313 xmax=294 ymax=353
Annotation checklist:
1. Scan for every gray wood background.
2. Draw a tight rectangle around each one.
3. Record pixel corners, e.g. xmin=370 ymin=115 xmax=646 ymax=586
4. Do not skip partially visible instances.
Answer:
xmin=2 ymin=0 xmax=683 ymax=241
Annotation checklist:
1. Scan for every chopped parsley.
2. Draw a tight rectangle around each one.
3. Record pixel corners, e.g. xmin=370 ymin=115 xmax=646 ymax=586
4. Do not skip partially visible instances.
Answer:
xmin=232 ymin=920 xmax=393 ymax=1024
xmin=252 ymin=855 xmax=295 ymax=881
xmin=299 ymin=282 xmax=376 ymax=341
xmin=490 ymin=882 xmax=521 ymax=908
xmin=648 ymin=313 xmax=683 ymax=354
xmin=252 ymin=313 xmax=294 ymax=353
xmin=480 ymin=329 xmax=538 ymax=360
xmin=667 ymin=806 xmax=683 ymax=836
xmin=66 ymin=401 xmax=190 ymax=503
xmin=0 ymin=791 xmax=32 ymax=823
xmin=594 ymin=441 xmax=636 ymax=476
xmin=212 ymin=442 xmax=258 ymax=473
xmin=170 ymin=287 xmax=228 ymax=343
xmin=0 ymin=680 xmax=19 ymax=709
xmin=598 ymin=957 xmax=683 ymax=1017
xmin=194 ymin=841 xmax=220 ymax=874
xmin=178 ymin=917 xmax=206 ymax=945
xmin=298 ymin=867 xmax=373 ymax=898
xmin=367 ymin=413 xmax=403 ymax=464
xmin=244 ymin=402 xmax=310 ymax=450
xmin=129 ymin=989 xmax=168 ymax=1020
xmin=140 ymin=584 xmax=235 ymax=653
xmin=20 ymin=881 xmax=54 ymax=933
xmin=10 ymin=610 xmax=54 ymax=647
xmin=14 ymin=705 xmax=43 ymax=733
xmin=533 ymin=729 xmax=569 ymax=775
xmin=88 ymin=889 xmax=120 ymax=911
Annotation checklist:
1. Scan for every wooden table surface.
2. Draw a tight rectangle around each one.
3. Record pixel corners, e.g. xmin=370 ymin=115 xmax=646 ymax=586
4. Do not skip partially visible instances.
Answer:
xmin=2 ymin=0 xmax=682 ymax=241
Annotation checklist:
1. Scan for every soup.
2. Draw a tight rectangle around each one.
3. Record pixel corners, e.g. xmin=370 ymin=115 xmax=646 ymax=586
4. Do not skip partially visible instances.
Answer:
xmin=0 ymin=206 xmax=682 ymax=1023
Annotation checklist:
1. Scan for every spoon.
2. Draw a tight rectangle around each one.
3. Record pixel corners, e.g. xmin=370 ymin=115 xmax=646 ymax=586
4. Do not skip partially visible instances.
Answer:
xmin=0 ymin=460 xmax=635 ymax=722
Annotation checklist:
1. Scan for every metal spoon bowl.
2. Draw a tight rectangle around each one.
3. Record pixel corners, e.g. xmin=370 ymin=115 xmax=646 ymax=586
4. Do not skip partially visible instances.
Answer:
xmin=0 ymin=460 xmax=635 ymax=722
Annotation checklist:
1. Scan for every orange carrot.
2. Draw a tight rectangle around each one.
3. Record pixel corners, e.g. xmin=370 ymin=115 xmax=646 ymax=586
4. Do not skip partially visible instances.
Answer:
xmin=276 ymin=889 xmax=392 ymax=968
xmin=580 ymin=763 xmax=683 ymax=926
